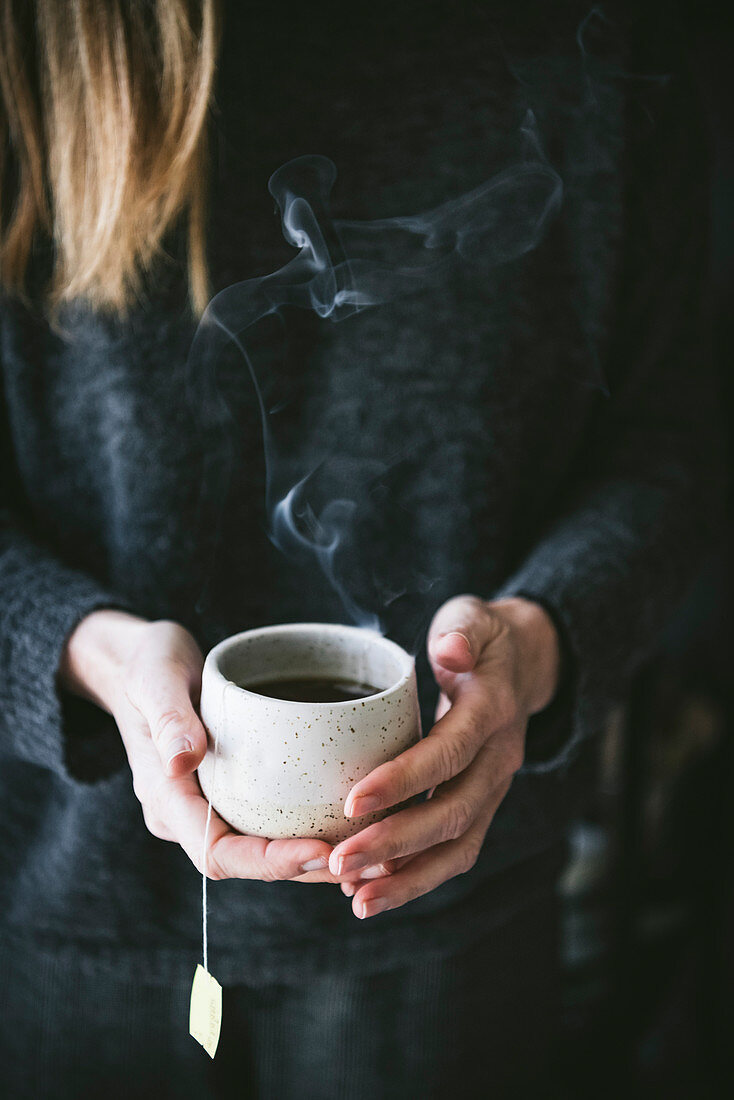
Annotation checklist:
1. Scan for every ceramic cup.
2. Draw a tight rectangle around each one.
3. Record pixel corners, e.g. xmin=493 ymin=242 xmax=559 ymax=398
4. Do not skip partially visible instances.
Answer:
xmin=198 ymin=622 xmax=421 ymax=843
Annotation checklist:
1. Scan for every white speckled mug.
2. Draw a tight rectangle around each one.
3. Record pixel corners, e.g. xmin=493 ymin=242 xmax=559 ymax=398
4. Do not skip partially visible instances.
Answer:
xmin=198 ymin=623 xmax=421 ymax=843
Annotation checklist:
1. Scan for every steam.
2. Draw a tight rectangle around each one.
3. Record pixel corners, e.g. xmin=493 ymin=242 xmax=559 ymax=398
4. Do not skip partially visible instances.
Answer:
xmin=188 ymin=111 xmax=562 ymax=634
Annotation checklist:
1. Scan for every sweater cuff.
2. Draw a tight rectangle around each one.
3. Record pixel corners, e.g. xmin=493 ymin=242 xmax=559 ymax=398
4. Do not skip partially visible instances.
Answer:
xmin=492 ymin=578 xmax=605 ymax=773
xmin=2 ymin=543 xmax=134 ymax=783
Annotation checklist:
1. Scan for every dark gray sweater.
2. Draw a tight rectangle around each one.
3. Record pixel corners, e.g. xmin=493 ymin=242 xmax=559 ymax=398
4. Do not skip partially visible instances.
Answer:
xmin=0 ymin=4 xmax=720 ymax=982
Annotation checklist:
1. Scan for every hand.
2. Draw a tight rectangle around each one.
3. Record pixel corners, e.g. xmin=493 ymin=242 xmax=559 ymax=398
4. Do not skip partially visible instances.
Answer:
xmin=328 ymin=595 xmax=561 ymax=918
xmin=60 ymin=611 xmax=349 ymax=884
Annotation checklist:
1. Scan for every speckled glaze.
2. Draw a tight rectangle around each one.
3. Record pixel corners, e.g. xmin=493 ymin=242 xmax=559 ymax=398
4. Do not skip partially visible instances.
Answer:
xmin=198 ymin=623 xmax=421 ymax=842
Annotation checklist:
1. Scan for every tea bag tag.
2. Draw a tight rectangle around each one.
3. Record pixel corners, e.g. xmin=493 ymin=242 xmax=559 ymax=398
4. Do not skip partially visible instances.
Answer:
xmin=189 ymin=963 xmax=222 ymax=1058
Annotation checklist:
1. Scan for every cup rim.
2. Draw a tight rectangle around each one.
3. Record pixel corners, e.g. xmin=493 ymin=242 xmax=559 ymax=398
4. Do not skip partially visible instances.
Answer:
xmin=204 ymin=622 xmax=414 ymax=707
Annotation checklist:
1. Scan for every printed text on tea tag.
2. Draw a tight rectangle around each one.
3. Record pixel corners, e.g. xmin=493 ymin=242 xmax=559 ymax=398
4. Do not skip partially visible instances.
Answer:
xmin=189 ymin=964 xmax=222 ymax=1058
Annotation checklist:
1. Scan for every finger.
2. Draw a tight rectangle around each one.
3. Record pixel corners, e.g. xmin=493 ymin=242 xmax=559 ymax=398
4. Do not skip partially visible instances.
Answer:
xmin=344 ymin=691 xmax=502 ymax=816
xmin=155 ymin=774 xmax=335 ymax=880
xmin=340 ymin=857 xmax=413 ymax=896
xmin=294 ymin=859 xmax=396 ymax=886
xmin=427 ymin=594 xmax=497 ymax=673
xmin=130 ymin=661 xmax=208 ymax=778
xmin=350 ymin=780 xmax=512 ymax=918
xmin=332 ymin=740 xmax=507 ymax=874
xmin=117 ymin=698 xmax=342 ymax=882
xmin=141 ymin=807 xmax=177 ymax=842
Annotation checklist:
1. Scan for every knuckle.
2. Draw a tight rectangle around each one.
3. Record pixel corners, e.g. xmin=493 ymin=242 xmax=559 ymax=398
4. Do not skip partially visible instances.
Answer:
xmin=141 ymin=806 xmax=169 ymax=841
xmin=442 ymin=796 xmax=475 ymax=841
xmin=145 ymin=620 xmax=180 ymax=646
xmin=260 ymin=861 xmax=288 ymax=883
xmin=435 ymin=733 xmax=471 ymax=783
xmin=260 ymin=866 xmax=283 ymax=883
xmin=151 ymin=707 xmax=189 ymax=745
xmin=204 ymin=841 xmax=229 ymax=881
xmin=444 ymin=594 xmax=484 ymax=622
xmin=260 ymin=843 xmax=292 ymax=882
xmin=152 ymin=618 xmax=179 ymax=632
xmin=381 ymin=758 xmax=414 ymax=801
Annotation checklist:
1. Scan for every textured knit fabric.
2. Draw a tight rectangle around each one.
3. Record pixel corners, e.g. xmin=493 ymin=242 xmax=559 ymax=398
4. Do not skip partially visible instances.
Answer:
xmin=0 ymin=847 xmax=563 ymax=1100
xmin=0 ymin=2 xmax=720 ymax=985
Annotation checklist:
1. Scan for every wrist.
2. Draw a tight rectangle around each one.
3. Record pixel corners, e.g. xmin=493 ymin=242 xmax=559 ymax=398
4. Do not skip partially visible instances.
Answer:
xmin=490 ymin=597 xmax=561 ymax=715
xmin=59 ymin=609 xmax=149 ymax=712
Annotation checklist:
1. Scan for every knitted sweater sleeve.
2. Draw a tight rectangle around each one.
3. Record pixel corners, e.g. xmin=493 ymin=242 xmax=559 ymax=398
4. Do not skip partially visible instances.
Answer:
xmin=0 ymin=416 xmax=133 ymax=783
xmin=497 ymin=67 xmax=723 ymax=771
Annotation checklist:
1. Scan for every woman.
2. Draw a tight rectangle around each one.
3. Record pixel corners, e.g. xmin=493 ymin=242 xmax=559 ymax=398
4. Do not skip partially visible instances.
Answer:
xmin=0 ymin=2 xmax=718 ymax=1097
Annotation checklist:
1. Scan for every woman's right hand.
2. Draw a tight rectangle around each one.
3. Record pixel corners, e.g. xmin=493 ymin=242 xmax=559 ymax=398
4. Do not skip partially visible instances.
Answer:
xmin=59 ymin=610 xmax=340 ymax=883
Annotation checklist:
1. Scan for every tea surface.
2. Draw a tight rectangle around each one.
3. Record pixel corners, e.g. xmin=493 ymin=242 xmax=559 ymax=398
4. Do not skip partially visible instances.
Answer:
xmin=243 ymin=677 xmax=379 ymax=703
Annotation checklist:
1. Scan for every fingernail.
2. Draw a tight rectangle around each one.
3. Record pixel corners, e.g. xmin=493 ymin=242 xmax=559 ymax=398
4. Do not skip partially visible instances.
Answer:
xmin=357 ymin=896 xmax=390 ymax=919
xmin=346 ymin=794 xmax=382 ymax=818
xmin=443 ymin=631 xmax=472 ymax=652
xmin=359 ymin=863 xmax=390 ymax=880
xmin=166 ymin=738 xmax=193 ymax=766
xmin=300 ymin=857 xmax=328 ymax=873
xmin=341 ymin=882 xmax=356 ymax=897
xmin=336 ymin=852 xmax=369 ymax=875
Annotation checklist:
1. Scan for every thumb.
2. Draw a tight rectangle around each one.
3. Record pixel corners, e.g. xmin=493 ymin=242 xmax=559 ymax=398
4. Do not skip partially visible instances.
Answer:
xmin=135 ymin=663 xmax=208 ymax=778
xmin=427 ymin=594 xmax=494 ymax=674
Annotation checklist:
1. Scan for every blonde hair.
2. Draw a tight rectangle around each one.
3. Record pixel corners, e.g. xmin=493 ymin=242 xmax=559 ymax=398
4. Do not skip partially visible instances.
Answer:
xmin=0 ymin=0 xmax=220 ymax=317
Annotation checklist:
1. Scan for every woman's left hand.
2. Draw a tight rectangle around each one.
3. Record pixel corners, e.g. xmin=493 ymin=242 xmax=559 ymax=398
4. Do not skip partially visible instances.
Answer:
xmin=329 ymin=595 xmax=561 ymax=918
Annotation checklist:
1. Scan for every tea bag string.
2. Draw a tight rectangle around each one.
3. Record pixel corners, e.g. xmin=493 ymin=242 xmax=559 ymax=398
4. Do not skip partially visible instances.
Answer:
xmin=201 ymin=710 xmax=221 ymax=975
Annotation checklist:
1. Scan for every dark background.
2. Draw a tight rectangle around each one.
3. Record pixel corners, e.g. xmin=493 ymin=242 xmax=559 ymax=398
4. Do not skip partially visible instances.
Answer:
xmin=555 ymin=3 xmax=733 ymax=1094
